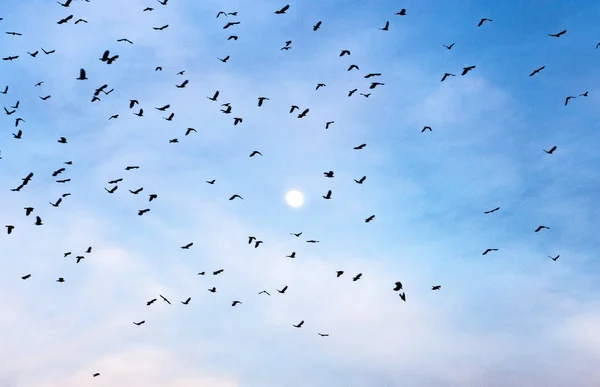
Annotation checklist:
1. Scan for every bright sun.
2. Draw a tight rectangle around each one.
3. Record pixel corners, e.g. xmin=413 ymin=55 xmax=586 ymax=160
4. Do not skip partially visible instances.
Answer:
xmin=285 ymin=190 xmax=304 ymax=208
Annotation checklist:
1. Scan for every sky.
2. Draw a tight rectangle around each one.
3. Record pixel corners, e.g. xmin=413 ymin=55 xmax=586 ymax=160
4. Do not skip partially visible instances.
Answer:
xmin=1 ymin=0 xmax=600 ymax=386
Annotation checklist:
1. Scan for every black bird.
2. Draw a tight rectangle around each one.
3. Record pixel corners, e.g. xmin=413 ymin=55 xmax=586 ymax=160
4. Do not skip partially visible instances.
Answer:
xmin=290 ymin=232 xmax=302 ymax=237
xmin=340 ymin=50 xmax=351 ymax=56
xmin=478 ymin=18 xmax=493 ymax=27
xmin=185 ymin=128 xmax=197 ymax=135
xmin=462 ymin=65 xmax=476 ymax=75
xmin=3 ymin=56 xmax=19 ymax=61
xmin=277 ymin=286 xmax=288 ymax=294
xmin=6 ymin=225 xmax=14 ymax=234
xmin=56 ymin=179 xmax=70 ymax=183
xmin=254 ymin=240 xmax=263 ymax=248
xmin=133 ymin=321 xmax=145 ymax=326
xmin=482 ymin=248 xmax=498 ymax=255
xmin=257 ymin=97 xmax=269 ymax=107
xmin=206 ymin=179 xmax=215 ymax=184
xmin=57 ymin=15 xmax=74 ymax=24
xmin=28 ymin=51 xmax=39 ymax=57
xmin=364 ymin=73 xmax=381 ymax=78
xmin=176 ymin=80 xmax=189 ymax=88
xmin=5 ymin=32 xmax=22 ymax=36
xmin=313 ymin=21 xmax=322 ymax=31
xmin=76 ymin=256 xmax=84 ymax=263
xmin=580 ymin=91 xmax=588 ymax=97
xmin=352 ymin=273 xmax=362 ymax=281
xmin=298 ymin=108 xmax=309 ymax=118
xmin=76 ymin=69 xmax=87 ymax=80
xmin=155 ymin=104 xmax=170 ymax=111
xmin=158 ymin=0 xmax=168 ymax=5
xmin=207 ymin=90 xmax=219 ymax=101
xmin=354 ymin=144 xmax=366 ymax=150
xmin=323 ymin=190 xmax=332 ymax=199
xmin=249 ymin=151 xmax=262 ymax=157
xmin=336 ymin=271 xmax=344 ymax=277
xmin=129 ymin=187 xmax=143 ymax=194
xmin=181 ymin=297 xmax=191 ymax=305
xmin=347 ymin=64 xmax=359 ymax=71
xmin=316 ymin=83 xmax=326 ymax=90
xmin=133 ymin=109 xmax=144 ymax=117
xmin=421 ymin=126 xmax=432 ymax=133
xmin=50 ymin=198 xmax=62 ymax=207
xmin=293 ymin=320 xmax=304 ymax=328
xmin=399 ymin=292 xmax=406 ymax=302
xmin=441 ymin=73 xmax=455 ymax=82
xmin=147 ymin=298 xmax=157 ymax=306
xmin=117 ymin=38 xmax=133 ymax=44
xmin=223 ymin=22 xmax=240 ymax=29
xmin=565 ymin=96 xmax=576 ymax=106
xmin=57 ymin=277 xmax=65 ymax=283
xmin=218 ymin=56 xmax=230 ymax=62
xmin=159 ymin=295 xmax=171 ymax=304
xmin=325 ymin=121 xmax=335 ymax=129
xmin=380 ymin=21 xmax=390 ymax=31
xmin=369 ymin=82 xmax=384 ymax=89
xmin=213 ymin=269 xmax=224 ymax=275
xmin=549 ymin=255 xmax=560 ymax=261
xmin=181 ymin=242 xmax=193 ymax=249
xmin=229 ymin=194 xmax=243 ymax=200
xmin=258 ymin=290 xmax=270 ymax=296
xmin=348 ymin=89 xmax=358 ymax=96
xmin=24 ymin=207 xmax=34 ymax=216
xmin=22 ymin=274 xmax=31 ymax=280
xmin=125 ymin=166 xmax=139 ymax=171
xmin=365 ymin=215 xmax=375 ymax=222
xmin=93 ymin=373 xmax=100 ymax=377
xmin=290 ymin=105 xmax=299 ymax=113
xmin=275 ymin=4 xmax=290 ymax=14
xmin=306 ymin=240 xmax=319 ymax=243
xmin=232 ymin=301 xmax=242 ymax=306
xmin=535 ymin=226 xmax=550 ymax=232
xmin=549 ymin=29 xmax=567 ymax=38
xmin=484 ymin=207 xmax=500 ymax=214
xmin=0 ymin=86 xmax=7 ymax=94
xmin=529 ymin=66 xmax=545 ymax=76
xmin=544 ymin=146 xmax=557 ymax=154
xmin=138 ymin=209 xmax=150 ymax=216
xmin=108 ymin=178 xmax=123 ymax=184
xmin=396 ymin=8 xmax=406 ymax=15
xmin=35 ymin=216 xmax=43 ymax=226
xmin=318 ymin=333 xmax=329 ymax=337
xmin=443 ymin=43 xmax=455 ymax=50
xmin=153 ymin=25 xmax=169 ymax=30
xmin=286 ymin=252 xmax=296 ymax=258
xmin=40 ymin=95 xmax=51 ymax=100
xmin=57 ymin=0 xmax=72 ymax=6
xmin=149 ymin=194 xmax=158 ymax=202
xmin=233 ymin=117 xmax=243 ymax=125
xmin=105 ymin=186 xmax=118 ymax=194
xmin=208 ymin=287 xmax=217 ymax=293
xmin=432 ymin=285 xmax=441 ymax=290
xmin=354 ymin=176 xmax=366 ymax=184
xmin=393 ymin=282 xmax=403 ymax=291
xmin=58 ymin=137 xmax=67 ymax=143
xmin=41 ymin=48 xmax=55 ymax=55
xmin=164 ymin=113 xmax=175 ymax=121
xmin=324 ymin=171 xmax=334 ymax=178
xmin=227 ymin=35 xmax=238 ymax=40
xmin=4 ymin=108 xmax=15 ymax=115
xmin=74 ymin=19 xmax=87 ymax=24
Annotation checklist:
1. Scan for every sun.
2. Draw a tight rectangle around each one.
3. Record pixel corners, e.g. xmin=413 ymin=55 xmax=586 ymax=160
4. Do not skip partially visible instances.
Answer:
xmin=285 ymin=190 xmax=304 ymax=208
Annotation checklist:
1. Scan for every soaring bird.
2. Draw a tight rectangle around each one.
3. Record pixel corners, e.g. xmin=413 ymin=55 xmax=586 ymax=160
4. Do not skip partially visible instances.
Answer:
xmin=323 ymin=190 xmax=332 ymax=199
xmin=443 ymin=43 xmax=455 ymax=50
xmin=229 ymin=194 xmax=243 ymax=200
xmin=290 ymin=232 xmax=302 ymax=237
xmin=257 ymin=97 xmax=269 ymax=106
xmin=181 ymin=297 xmax=191 ymax=305
xmin=535 ymin=226 xmax=550 ymax=232
xmin=232 ymin=301 xmax=242 ymax=306
xmin=181 ymin=243 xmax=193 ymax=249
xmin=365 ymin=215 xmax=375 ymax=222
xmin=354 ymin=144 xmax=366 ymax=150
xmin=478 ymin=18 xmax=493 ymax=27
xmin=277 ymin=286 xmax=288 ymax=294
xmin=482 ymin=248 xmax=498 ymax=255
xmin=293 ymin=320 xmax=304 ymax=328
xmin=313 ymin=21 xmax=322 ymax=31
xmin=544 ymin=146 xmax=557 ymax=154
xmin=76 ymin=69 xmax=87 ymax=80
xmin=249 ymin=151 xmax=262 ymax=157
xmin=462 ymin=65 xmax=476 ymax=75
xmin=549 ymin=29 xmax=567 ymax=38
xmin=318 ymin=333 xmax=330 ymax=337
xmin=393 ymin=282 xmax=403 ymax=291
xmin=133 ymin=321 xmax=145 ymax=326
xmin=421 ymin=126 xmax=432 ymax=133
xmin=275 ymin=4 xmax=290 ymax=14
xmin=352 ymin=273 xmax=362 ymax=281
xmin=484 ymin=207 xmax=500 ymax=214
xmin=441 ymin=73 xmax=455 ymax=82
xmin=159 ymin=295 xmax=171 ymax=304
xmin=432 ymin=285 xmax=441 ymax=290
xmin=380 ymin=21 xmax=390 ymax=31
xmin=336 ymin=271 xmax=344 ymax=277
xmin=549 ymin=255 xmax=560 ymax=261
xmin=396 ymin=9 xmax=406 ymax=15
xmin=354 ymin=176 xmax=366 ymax=184
xmin=529 ymin=66 xmax=545 ymax=76
xmin=565 ymin=96 xmax=576 ymax=105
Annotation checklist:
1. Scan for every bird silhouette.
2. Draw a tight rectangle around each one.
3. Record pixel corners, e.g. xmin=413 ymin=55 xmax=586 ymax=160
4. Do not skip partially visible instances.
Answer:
xmin=249 ymin=151 xmax=262 ymax=157
xmin=229 ymin=194 xmax=243 ymax=200
xmin=313 ymin=21 xmax=322 ymax=31
xmin=535 ymin=226 xmax=550 ymax=232
xmin=484 ymin=207 xmax=500 ymax=214
xmin=323 ymin=190 xmax=332 ymax=199
xmin=544 ymin=146 xmax=557 ymax=154
xmin=529 ymin=66 xmax=545 ymax=76
xmin=365 ymin=215 xmax=375 ymax=222
xmin=393 ymin=282 xmax=403 ymax=291
xmin=549 ymin=29 xmax=567 ymax=38
xmin=354 ymin=144 xmax=366 ymax=150
xmin=478 ymin=18 xmax=492 ymax=27
xmin=181 ymin=297 xmax=191 ymax=305
xmin=181 ymin=243 xmax=193 ymax=249
xmin=354 ymin=176 xmax=366 ymax=184
xmin=293 ymin=320 xmax=304 ymax=328
xmin=232 ymin=301 xmax=242 ymax=306
xmin=275 ymin=5 xmax=290 ymax=14
xmin=353 ymin=273 xmax=362 ymax=281
xmin=462 ymin=65 xmax=476 ymax=75
xmin=160 ymin=295 xmax=171 ymax=304
xmin=432 ymin=285 xmax=441 ymax=290
xmin=549 ymin=255 xmax=560 ymax=261
xmin=443 ymin=43 xmax=455 ymax=50
xmin=482 ymin=248 xmax=498 ymax=255
xmin=277 ymin=286 xmax=288 ymax=294
xmin=336 ymin=271 xmax=344 ymax=277
xmin=76 ymin=69 xmax=87 ymax=80
xmin=441 ymin=73 xmax=455 ymax=82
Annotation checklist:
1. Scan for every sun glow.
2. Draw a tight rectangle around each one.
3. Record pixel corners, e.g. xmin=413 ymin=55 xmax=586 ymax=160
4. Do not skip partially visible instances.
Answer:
xmin=285 ymin=190 xmax=304 ymax=208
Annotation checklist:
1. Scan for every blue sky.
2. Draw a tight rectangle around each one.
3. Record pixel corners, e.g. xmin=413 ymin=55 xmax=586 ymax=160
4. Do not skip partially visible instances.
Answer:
xmin=1 ymin=0 xmax=600 ymax=386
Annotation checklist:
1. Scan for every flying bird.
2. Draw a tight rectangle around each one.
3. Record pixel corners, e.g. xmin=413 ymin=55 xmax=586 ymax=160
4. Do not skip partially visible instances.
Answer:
xmin=484 ymin=207 xmax=500 ymax=214
xmin=393 ymin=282 xmax=403 ymax=291
xmin=482 ymin=248 xmax=498 ymax=255
xmin=462 ymin=65 xmax=476 ymax=75
xmin=313 ymin=21 xmax=322 ymax=31
xmin=564 ymin=96 xmax=576 ymax=105
xmin=421 ymin=126 xmax=432 ymax=133
xmin=432 ymin=285 xmax=441 ymax=290
xmin=76 ymin=69 xmax=87 ymax=80
xmin=181 ymin=297 xmax=191 ymax=305
xmin=535 ymin=226 xmax=550 ymax=232
xmin=549 ymin=255 xmax=560 ymax=261
xmin=229 ymin=194 xmax=243 ymax=200
xmin=549 ymin=29 xmax=567 ymax=38
xmin=232 ymin=301 xmax=242 ymax=306
xmin=354 ymin=176 xmax=366 ymax=184
xmin=352 ymin=273 xmax=362 ymax=281
xmin=293 ymin=320 xmax=304 ymax=328
xmin=336 ymin=271 xmax=344 ymax=277
xmin=478 ymin=18 xmax=492 ymax=27
xmin=443 ymin=43 xmax=455 ymax=50
xmin=543 ymin=146 xmax=557 ymax=154
xmin=323 ymin=190 xmax=332 ymax=199
xmin=380 ymin=21 xmax=389 ymax=31
xmin=181 ymin=243 xmax=193 ymax=249
xmin=354 ymin=144 xmax=366 ymax=150
xmin=365 ymin=215 xmax=375 ymax=222
xmin=275 ymin=4 xmax=290 ymax=14
xmin=153 ymin=25 xmax=169 ymax=30
xmin=529 ymin=66 xmax=545 ymax=76
xmin=441 ymin=73 xmax=455 ymax=82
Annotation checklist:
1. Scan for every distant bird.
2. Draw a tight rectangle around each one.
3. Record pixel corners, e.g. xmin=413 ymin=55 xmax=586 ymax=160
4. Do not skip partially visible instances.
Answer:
xmin=50 ymin=198 xmax=62 ymax=207
xmin=354 ymin=176 xmax=366 ymax=184
xmin=218 ymin=55 xmax=230 ymax=62
xmin=160 ymin=295 xmax=171 ymax=304
xmin=181 ymin=242 xmax=193 ymax=249
xmin=149 ymin=194 xmax=158 ymax=202
xmin=125 ymin=166 xmax=139 ymax=170
xmin=318 ymin=333 xmax=329 ymax=337
xmin=176 ymin=80 xmax=189 ymax=88
xmin=75 ymin=19 xmax=87 ymax=24
xmin=249 ymin=151 xmax=262 ymax=157
xmin=207 ymin=90 xmax=219 ymax=101
xmin=164 ymin=113 xmax=175 ymax=121
xmin=277 ymin=286 xmax=288 ymax=294
xmin=233 ymin=117 xmax=243 ymax=125
xmin=105 ymin=186 xmax=118 ymax=194
xmin=549 ymin=255 xmax=560 ymax=261
xmin=144 ymin=7 xmax=154 ymax=11
xmin=41 ymin=48 xmax=55 ymax=55
xmin=35 ymin=216 xmax=43 ymax=226
xmin=57 ymin=0 xmax=72 ymax=6
xmin=543 ymin=146 xmax=557 ymax=154
xmin=28 ymin=51 xmax=38 ymax=57
xmin=206 ymin=179 xmax=215 ymax=184
xmin=275 ymin=4 xmax=290 ymax=14
xmin=57 ymin=277 xmax=65 ymax=282
xmin=290 ymin=105 xmax=299 ymax=113
xmin=443 ymin=43 xmax=455 ymax=50
xmin=290 ymin=232 xmax=302 ymax=237
xmin=484 ymin=207 xmax=500 ymax=214
xmin=257 ymin=97 xmax=269 ymax=106
xmin=316 ymin=83 xmax=326 ymax=90
xmin=58 ymin=137 xmax=67 ymax=143
xmin=24 ymin=207 xmax=34 ymax=216
xmin=293 ymin=320 xmax=304 ymax=328
xmin=158 ymin=0 xmax=168 ymax=5
xmin=399 ymin=292 xmax=406 ymax=302
xmin=365 ymin=215 xmax=375 ymax=222
xmin=254 ymin=240 xmax=263 ymax=248
xmin=155 ymin=104 xmax=170 ymax=111
xmin=286 ymin=252 xmax=296 ymax=258
xmin=323 ymin=190 xmax=332 ymax=199
xmin=208 ymin=287 xmax=217 ymax=293
xmin=354 ymin=144 xmax=366 ymax=150
xmin=364 ymin=73 xmax=381 ymax=78
xmin=432 ymin=285 xmax=441 ymax=290
xmin=482 ymin=248 xmax=498 ymax=255
xmin=580 ymin=91 xmax=588 ymax=97
xmin=185 ymin=128 xmax=197 ymax=136
xmin=229 ymin=194 xmax=243 ymax=200
xmin=393 ymin=282 xmax=403 ymax=291
xmin=478 ymin=18 xmax=492 ymax=27
xmin=181 ymin=297 xmax=191 ymax=305
xmin=213 ymin=269 xmax=224 ymax=275
xmin=57 ymin=15 xmax=74 ymax=24
xmin=348 ymin=89 xmax=358 ymax=96
xmin=153 ymin=25 xmax=169 ymax=30
xmin=370 ymin=82 xmax=384 ymax=89
xmin=117 ymin=38 xmax=133 ymax=44
xmin=564 ymin=96 xmax=576 ymax=105
xmin=86 ymin=247 xmax=92 ymax=253
xmin=421 ymin=126 xmax=432 ymax=133
xmin=129 ymin=99 xmax=139 ymax=108
xmin=340 ymin=50 xmax=351 ymax=57
xmin=6 ymin=225 xmax=14 ymax=234
xmin=227 ymin=35 xmax=238 ymax=40
xmin=441 ymin=73 xmax=455 ymax=82
xmin=258 ymin=290 xmax=270 ymax=296
xmin=138 ymin=209 xmax=150 ymax=216
xmin=336 ymin=271 xmax=344 ymax=277
xmin=396 ymin=9 xmax=406 ymax=15
xmin=325 ymin=121 xmax=334 ymax=129
xmin=549 ymin=29 xmax=567 ymax=38
xmin=380 ymin=21 xmax=390 ymax=31
xmin=529 ymin=66 xmax=545 ymax=76
xmin=535 ymin=226 xmax=550 ymax=232
xmin=133 ymin=109 xmax=143 ymax=117
xmin=352 ymin=273 xmax=362 ymax=281
xmin=324 ymin=171 xmax=334 ymax=178
xmin=462 ymin=65 xmax=476 ymax=75
xmin=133 ymin=321 xmax=145 ymax=326
xmin=313 ymin=21 xmax=322 ymax=31
xmin=76 ymin=69 xmax=87 ymax=80
xmin=129 ymin=187 xmax=143 ymax=194
xmin=22 ymin=274 xmax=31 ymax=280
xmin=298 ymin=108 xmax=309 ymax=118
xmin=232 ymin=301 xmax=242 ymax=306
xmin=306 ymin=240 xmax=319 ymax=243
xmin=40 ymin=95 xmax=51 ymax=100
xmin=248 ymin=236 xmax=256 ymax=244
xmin=93 ymin=373 xmax=100 ymax=378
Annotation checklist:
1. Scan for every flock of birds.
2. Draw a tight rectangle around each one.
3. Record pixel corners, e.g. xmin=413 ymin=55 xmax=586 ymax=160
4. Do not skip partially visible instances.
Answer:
xmin=0 ymin=0 xmax=592 ymax=380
